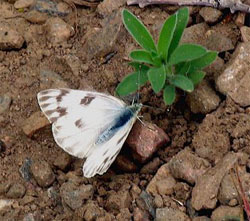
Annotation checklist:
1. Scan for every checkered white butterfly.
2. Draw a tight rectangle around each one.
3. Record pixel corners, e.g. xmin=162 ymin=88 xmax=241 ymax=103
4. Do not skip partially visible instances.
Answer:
xmin=37 ymin=89 xmax=142 ymax=178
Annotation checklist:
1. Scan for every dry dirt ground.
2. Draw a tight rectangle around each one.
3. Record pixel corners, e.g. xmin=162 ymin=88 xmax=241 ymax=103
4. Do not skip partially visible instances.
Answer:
xmin=0 ymin=0 xmax=250 ymax=220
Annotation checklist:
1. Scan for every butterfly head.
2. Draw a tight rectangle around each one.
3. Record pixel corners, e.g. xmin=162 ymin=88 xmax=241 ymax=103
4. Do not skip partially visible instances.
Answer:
xmin=129 ymin=103 xmax=143 ymax=115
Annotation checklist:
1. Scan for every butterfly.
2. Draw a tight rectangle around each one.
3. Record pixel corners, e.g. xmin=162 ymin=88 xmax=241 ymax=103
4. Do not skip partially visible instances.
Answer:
xmin=37 ymin=88 xmax=142 ymax=178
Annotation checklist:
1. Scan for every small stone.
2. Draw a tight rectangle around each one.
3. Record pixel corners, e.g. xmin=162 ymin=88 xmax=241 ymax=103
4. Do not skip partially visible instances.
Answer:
xmin=133 ymin=207 xmax=150 ymax=221
xmin=140 ymin=157 xmax=161 ymax=174
xmin=22 ymin=111 xmax=50 ymax=137
xmin=115 ymin=155 xmax=137 ymax=173
xmin=45 ymin=17 xmax=74 ymax=44
xmin=6 ymin=183 xmax=26 ymax=198
xmin=216 ymin=42 xmax=250 ymax=106
xmin=0 ymin=182 xmax=10 ymax=195
xmin=0 ymin=199 xmax=14 ymax=211
xmin=30 ymin=160 xmax=55 ymax=187
xmin=75 ymin=200 xmax=105 ymax=219
xmin=186 ymin=80 xmax=220 ymax=114
xmin=56 ymin=2 xmax=71 ymax=15
xmin=155 ymin=207 xmax=190 ymax=221
xmin=106 ymin=190 xmax=131 ymax=213
xmin=25 ymin=10 xmax=48 ymax=24
xmin=235 ymin=12 xmax=245 ymax=27
xmin=0 ymin=94 xmax=11 ymax=114
xmin=168 ymin=148 xmax=211 ymax=185
xmin=14 ymin=0 xmax=36 ymax=9
xmin=240 ymin=26 xmax=250 ymax=42
xmin=116 ymin=208 xmax=132 ymax=221
xmin=19 ymin=158 xmax=32 ymax=181
xmin=211 ymin=206 xmax=241 ymax=221
xmin=139 ymin=191 xmax=155 ymax=218
xmin=53 ymin=152 xmax=72 ymax=171
xmin=199 ymin=7 xmax=222 ymax=23
xmin=154 ymin=194 xmax=163 ymax=208
xmin=0 ymin=22 xmax=25 ymax=50
xmin=97 ymin=0 xmax=127 ymax=15
xmin=156 ymin=177 xmax=176 ymax=195
xmin=127 ymin=121 xmax=169 ymax=163
xmin=47 ymin=187 xmax=61 ymax=206
xmin=60 ymin=181 xmax=94 ymax=210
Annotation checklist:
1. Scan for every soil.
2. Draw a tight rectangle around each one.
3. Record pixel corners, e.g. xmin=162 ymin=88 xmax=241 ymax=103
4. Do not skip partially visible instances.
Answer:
xmin=0 ymin=1 xmax=250 ymax=221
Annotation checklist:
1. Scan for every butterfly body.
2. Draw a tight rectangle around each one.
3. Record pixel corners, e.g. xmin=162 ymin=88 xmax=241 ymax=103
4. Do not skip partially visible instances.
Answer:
xmin=37 ymin=89 xmax=141 ymax=177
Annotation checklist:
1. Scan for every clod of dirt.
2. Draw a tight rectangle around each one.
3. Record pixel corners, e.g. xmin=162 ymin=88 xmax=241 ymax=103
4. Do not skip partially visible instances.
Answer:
xmin=6 ymin=183 xmax=26 ymax=199
xmin=22 ymin=111 xmax=50 ymax=137
xmin=30 ymin=159 xmax=55 ymax=187
xmin=216 ymin=42 xmax=250 ymax=107
xmin=168 ymin=148 xmax=211 ymax=185
xmin=155 ymin=207 xmax=190 ymax=221
xmin=191 ymin=152 xmax=238 ymax=210
xmin=186 ymin=80 xmax=221 ymax=114
xmin=116 ymin=208 xmax=132 ymax=220
xmin=97 ymin=0 xmax=127 ymax=15
xmin=60 ymin=181 xmax=94 ymax=210
xmin=25 ymin=10 xmax=48 ymax=24
xmin=14 ymin=0 xmax=36 ymax=9
xmin=133 ymin=207 xmax=150 ymax=221
xmin=45 ymin=17 xmax=74 ymax=44
xmin=211 ymin=205 xmax=242 ymax=220
xmin=0 ymin=94 xmax=11 ymax=114
xmin=53 ymin=152 xmax=72 ymax=171
xmin=199 ymin=7 xmax=222 ymax=24
xmin=126 ymin=121 xmax=169 ymax=163
xmin=0 ymin=22 xmax=25 ymax=50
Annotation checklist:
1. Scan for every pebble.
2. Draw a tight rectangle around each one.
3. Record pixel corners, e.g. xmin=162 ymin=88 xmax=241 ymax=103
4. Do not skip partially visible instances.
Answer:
xmin=45 ymin=17 xmax=74 ymax=44
xmin=22 ymin=111 xmax=50 ymax=137
xmin=0 ymin=182 xmax=10 ymax=194
xmin=6 ymin=183 xmax=26 ymax=199
xmin=115 ymin=155 xmax=137 ymax=173
xmin=0 ymin=199 xmax=14 ymax=211
xmin=60 ymin=181 xmax=94 ymax=210
xmin=0 ymin=94 xmax=11 ymax=114
xmin=14 ymin=0 xmax=36 ymax=9
xmin=30 ymin=160 xmax=55 ymax=187
xmin=133 ymin=207 xmax=150 ymax=221
xmin=140 ymin=157 xmax=161 ymax=174
xmin=126 ymin=121 xmax=169 ymax=163
xmin=53 ymin=152 xmax=72 ymax=171
xmin=199 ymin=7 xmax=222 ymax=23
xmin=25 ymin=10 xmax=48 ymax=24
xmin=0 ymin=22 xmax=25 ymax=50
xmin=240 ymin=26 xmax=250 ymax=42
xmin=211 ymin=205 xmax=241 ymax=220
xmin=216 ymin=42 xmax=250 ymax=106
xmin=97 ymin=0 xmax=127 ymax=15
xmin=19 ymin=158 xmax=32 ymax=181
xmin=155 ymin=207 xmax=190 ymax=221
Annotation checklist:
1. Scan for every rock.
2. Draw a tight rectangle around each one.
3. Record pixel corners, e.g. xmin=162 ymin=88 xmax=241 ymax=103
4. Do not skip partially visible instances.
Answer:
xmin=218 ymin=173 xmax=238 ymax=206
xmin=22 ymin=111 xmax=50 ymax=137
xmin=25 ymin=10 xmax=48 ymax=24
xmin=39 ymin=69 xmax=69 ymax=89
xmin=0 ymin=199 xmax=14 ymax=211
xmin=6 ymin=183 xmax=26 ymax=198
xmin=139 ymin=191 xmax=155 ymax=217
xmin=0 ymin=182 xmax=10 ymax=195
xmin=127 ymin=121 xmax=169 ymax=163
xmin=240 ymin=26 xmax=250 ymax=42
xmin=116 ymin=208 xmax=132 ymax=221
xmin=60 ymin=181 xmax=94 ymax=210
xmin=97 ymin=0 xmax=127 ymax=15
xmin=191 ymin=152 xmax=239 ymax=210
xmin=133 ymin=207 xmax=150 ymax=221
xmin=0 ymin=22 xmax=25 ymax=50
xmin=14 ymin=0 xmax=36 ymax=9
xmin=156 ymin=176 xmax=176 ymax=195
xmin=81 ymin=9 xmax=124 ymax=60
xmin=155 ymin=207 xmax=190 ymax=221
xmin=168 ymin=148 xmax=211 ymax=185
xmin=204 ymin=56 xmax=225 ymax=80
xmin=47 ymin=187 xmax=61 ymax=206
xmin=186 ymin=80 xmax=221 ymax=114
xmin=216 ymin=43 xmax=250 ymax=107
xmin=199 ymin=7 xmax=222 ymax=23
xmin=115 ymin=155 xmax=137 ymax=173
xmin=53 ymin=152 xmax=72 ymax=171
xmin=0 ymin=94 xmax=11 ymax=114
xmin=192 ymin=114 xmax=230 ymax=163
xmin=19 ymin=158 xmax=32 ymax=181
xmin=0 ymin=2 xmax=15 ymax=18
xmin=235 ymin=12 xmax=245 ymax=27
xmin=45 ymin=17 xmax=74 ymax=44
xmin=211 ymin=206 xmax=241 ymax=221
xmin=174 ymin=182 xmax=191 ymax=201
xmin=30 ymin=160 xmax=55 ymax=187
xmin=106 ymin=190 xmax=132 ymax=214
xmin=140 ymin=157 xmax=161 ymax=174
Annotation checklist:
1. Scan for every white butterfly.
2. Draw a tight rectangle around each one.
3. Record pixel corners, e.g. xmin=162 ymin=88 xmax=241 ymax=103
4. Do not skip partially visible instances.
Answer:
xmin=37 ymin=89 xmax=142 ymax=178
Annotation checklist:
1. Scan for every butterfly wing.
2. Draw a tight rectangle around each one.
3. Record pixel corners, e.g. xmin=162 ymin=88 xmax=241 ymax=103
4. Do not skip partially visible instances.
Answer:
xmin=37 ymin=89 xmax=126 ymax=158
xmin=83 ymin=114 xmax=137 ymax=178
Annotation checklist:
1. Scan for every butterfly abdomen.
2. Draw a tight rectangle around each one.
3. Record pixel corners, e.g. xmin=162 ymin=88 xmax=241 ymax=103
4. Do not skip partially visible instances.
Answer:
xmin=95 ymin=107 xmax=135 ymax=145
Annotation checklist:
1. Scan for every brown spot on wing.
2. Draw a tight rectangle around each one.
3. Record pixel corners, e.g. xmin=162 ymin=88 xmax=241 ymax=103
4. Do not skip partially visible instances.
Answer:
xmin=75 ymin=119 xmax=84 ymax=129
xmin=50 ymin=117 xmax=58 ymax=123
xmin=56 ymin=89 xmax=70 ymax=102
xmin=39 ymin=96 xmax=52 ymax=102
xmin=41 ymin=103 xmax=50 ymax=109
xmin=81 ymin=96 xmax=95 ymax=105
xmin=57 ymin=107 xmax=67 ymax=117
xmin=39 ymin=90 xmax=50 ymax=95
xmin=117 ymin=132 xmax=128 ymax=145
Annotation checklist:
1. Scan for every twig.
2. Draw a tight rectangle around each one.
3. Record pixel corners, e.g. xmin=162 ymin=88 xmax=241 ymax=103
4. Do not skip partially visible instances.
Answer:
xmin=127 ymin=0 xmax=250 ymax=13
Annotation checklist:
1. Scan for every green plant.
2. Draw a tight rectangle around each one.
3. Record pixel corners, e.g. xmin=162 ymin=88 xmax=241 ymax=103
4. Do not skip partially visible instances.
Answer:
xmin=116 ymin=7 xmax=217 ymax=105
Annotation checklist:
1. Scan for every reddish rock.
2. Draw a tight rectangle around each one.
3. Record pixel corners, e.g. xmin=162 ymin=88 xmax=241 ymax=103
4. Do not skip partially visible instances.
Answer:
xmin=133 ymin=207 xmax=150 ymax=221
xmin=127 ymin=121 xmax=169 ymax=163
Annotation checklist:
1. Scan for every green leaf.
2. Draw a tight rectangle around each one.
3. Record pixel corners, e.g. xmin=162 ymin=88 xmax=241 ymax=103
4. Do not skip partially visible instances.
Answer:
xmin=170 ymin=74 xmax=194 ymax=92
xmin=175 ymin=62 xmax=190 ymax=75
xmin=116 ymin=70 xmax=148 ymax=96
xmin=188 ymin=70 xmax=205 ymax=85
xmin=163 ymin=85 xmax=176 ymax=105
xmin=168 ymin=7 xmax=189 ymax=59
xmin=157 ymin=14 xmax=177 ymax=61
xmin=122 ymin=9 xmax=157 ymax=52
xmin=148 ymin=65 xmax=166 ymax=93
xmin=130 ymin=50 xmax=154 ymax=64
xmin=189 ymin=51 xmax=218 ymax=72
xmin=169 ymin=44 xmax=207 ymax=65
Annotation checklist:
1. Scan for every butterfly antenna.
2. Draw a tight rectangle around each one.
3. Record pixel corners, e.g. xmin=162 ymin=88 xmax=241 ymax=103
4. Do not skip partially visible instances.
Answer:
xmin=136 ymin=64 xmax=142 ymax=104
